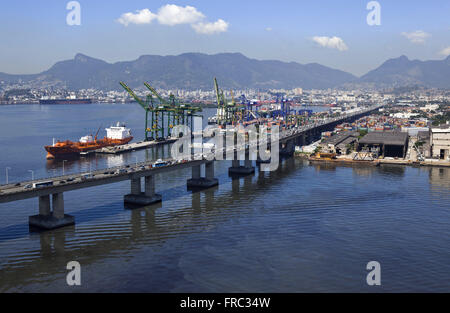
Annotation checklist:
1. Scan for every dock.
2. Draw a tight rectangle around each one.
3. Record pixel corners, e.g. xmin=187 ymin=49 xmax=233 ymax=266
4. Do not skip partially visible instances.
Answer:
xmin=95 ymin=139 xmax=178 ymax=155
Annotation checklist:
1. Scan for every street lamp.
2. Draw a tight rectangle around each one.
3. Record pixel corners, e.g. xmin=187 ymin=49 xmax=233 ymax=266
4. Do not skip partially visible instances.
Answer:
xmin=63 ymin=160 xmax=67 ymax=176
xmin=28 ymin=170 xmax=34 ymax=181
xmin=135 ymin=156 xmax=138 ymax=169
xmin=6 ymin=167 xmax=11 ymax=184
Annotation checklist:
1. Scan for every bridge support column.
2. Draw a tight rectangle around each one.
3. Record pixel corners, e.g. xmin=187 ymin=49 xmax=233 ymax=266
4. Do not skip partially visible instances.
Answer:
xmin=257 ymin=144 xmax=271 ymax=164
xmin=125 ymin=176 xmax=162 ymax=207
xmin=280 ymin=139 xmax=295 ymax=157
xmin=39 ymin=195 xmax=51 ymax=216
xmin=130 ymin=178 xmax=141 ymax=195
xmin=229 ymin=151 xmax=255 ymax=176
xmin=192 ymin=165 xmax=201 ymax=179
xmin=187 ymin=162 xmax=219 ymax=190
xmin=29 ymin=193 xmax=75 ymax=230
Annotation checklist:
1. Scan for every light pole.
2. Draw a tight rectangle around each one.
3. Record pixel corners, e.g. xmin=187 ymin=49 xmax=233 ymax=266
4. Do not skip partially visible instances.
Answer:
xmin=63 ymin=160 xmax=67 ymax=176
xmin=28 ymin=170 xmax=34 ymax=181
xmin=135 ymin=156 xmax=138 ymax=169
xmin=6 ymin=167 xmax=11 ymax=184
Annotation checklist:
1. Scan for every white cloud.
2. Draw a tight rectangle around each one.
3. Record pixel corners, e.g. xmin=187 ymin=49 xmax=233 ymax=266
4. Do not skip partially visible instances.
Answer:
xmin=401 ymin=30 xmax=431 ymax=44
xmin=156 ymin=4 xmax=204 ymax=26
xmin=312 ymin=36 xmax=348 ymax=51
xmin=439 ymin=46 xmax=450 ymax=57
xmin=265 ymin=27 xmax=272 ymax=32
xmin=192 ymin=19 xmax=229 ymax=35
xmin=117 ymin=5 xmax=227 ymax=35
xmin=117 ymin=9 xmax=157 ymax=26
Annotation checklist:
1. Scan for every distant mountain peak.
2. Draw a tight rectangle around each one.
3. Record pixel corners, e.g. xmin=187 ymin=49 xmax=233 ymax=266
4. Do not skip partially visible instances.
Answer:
xmin=74 ymin=53 xmax=90 ymax=62
xmin=360 ymin=54 xmax=450 ymax=88
xmin=73 ymin=53 xmax=106 ymax=64
xmin=385 ymin=55 xmax=410 ymax=65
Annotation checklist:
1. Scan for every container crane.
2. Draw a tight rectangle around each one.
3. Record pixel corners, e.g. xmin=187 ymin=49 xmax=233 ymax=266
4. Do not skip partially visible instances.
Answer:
xmin=144 ymin=82 xmax=203 ymax=137
xmin=119 ymin=82 xmax=154 ymax=141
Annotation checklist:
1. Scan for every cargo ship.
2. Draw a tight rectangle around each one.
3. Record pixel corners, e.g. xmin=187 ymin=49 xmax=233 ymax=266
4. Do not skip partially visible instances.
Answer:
xmin=39 ymin=98 xmax=92 ymax=105
xmin=45 ymin=123 xmax=133 ymax=159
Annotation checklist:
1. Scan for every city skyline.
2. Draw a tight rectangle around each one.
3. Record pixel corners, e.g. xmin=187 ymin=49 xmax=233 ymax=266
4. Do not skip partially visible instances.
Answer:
xmin=0 ymin=0 xmax=449 ymax=76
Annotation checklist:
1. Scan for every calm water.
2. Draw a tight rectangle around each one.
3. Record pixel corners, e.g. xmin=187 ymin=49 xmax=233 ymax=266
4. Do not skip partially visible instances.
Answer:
xmin=0 ymin=103 xmax=449 ymax=292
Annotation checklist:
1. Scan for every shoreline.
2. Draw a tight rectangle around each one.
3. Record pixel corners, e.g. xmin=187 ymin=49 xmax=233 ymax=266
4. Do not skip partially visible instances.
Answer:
xmin=297 ymin=153 xmax=450 ymax=168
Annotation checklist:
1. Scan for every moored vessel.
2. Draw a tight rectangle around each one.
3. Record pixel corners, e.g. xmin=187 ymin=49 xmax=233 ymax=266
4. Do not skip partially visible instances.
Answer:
xmin=45 ymin=123 xmax=133 ymax=159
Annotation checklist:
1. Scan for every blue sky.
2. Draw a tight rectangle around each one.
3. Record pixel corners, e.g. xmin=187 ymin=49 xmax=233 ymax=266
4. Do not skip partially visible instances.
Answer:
xmin=0 ymin=0 xmax=449 ymax=76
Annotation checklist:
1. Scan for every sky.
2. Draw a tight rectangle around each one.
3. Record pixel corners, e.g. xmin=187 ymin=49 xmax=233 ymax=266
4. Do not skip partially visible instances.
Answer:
xmin=0 ymin=0 xmax=449 ymax=76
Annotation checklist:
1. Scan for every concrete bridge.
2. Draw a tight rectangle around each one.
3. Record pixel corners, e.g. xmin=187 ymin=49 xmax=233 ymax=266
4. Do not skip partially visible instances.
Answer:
xmin=0 ymin=105 xmax=382 ymax=230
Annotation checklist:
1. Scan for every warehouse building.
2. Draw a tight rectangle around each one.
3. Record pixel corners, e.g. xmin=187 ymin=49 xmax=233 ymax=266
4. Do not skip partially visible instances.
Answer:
xmin=320 ymin=131 xmax=359 ymax=155
xmin=358 ymin=131 xmax=409 ymax=158
xmin=430 ymin=123 xmax=450 ymax=160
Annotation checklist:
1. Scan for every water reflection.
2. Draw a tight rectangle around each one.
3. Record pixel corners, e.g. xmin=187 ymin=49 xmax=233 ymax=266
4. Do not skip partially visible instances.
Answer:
xmin=429 ymin=167 xmax=450 ymax=189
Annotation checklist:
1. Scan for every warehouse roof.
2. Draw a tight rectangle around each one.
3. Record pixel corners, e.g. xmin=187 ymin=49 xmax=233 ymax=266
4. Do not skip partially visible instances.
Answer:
xmin=337 ymin=136 xmax=358 ymax=148
xmin=359 ymin=131 xmax=408 ymax=146
xmin=322 ymin=131 xmax=359 ymax=146
xmin=418 ymin=131 xmax=430 ymax=140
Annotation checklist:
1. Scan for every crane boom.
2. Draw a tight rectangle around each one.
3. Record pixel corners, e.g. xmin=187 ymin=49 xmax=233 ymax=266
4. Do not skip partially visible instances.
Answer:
xmin=214 ymin=78 xmax=221 ymax=106
xmin=143 ymin=82 xmax=168 ymax=105
xmin=119 ymin=82 xmax=149 ymax=110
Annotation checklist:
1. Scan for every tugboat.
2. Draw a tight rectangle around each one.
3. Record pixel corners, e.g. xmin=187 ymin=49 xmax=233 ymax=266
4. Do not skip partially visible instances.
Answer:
xmin=45 ymin=123 xmax=133 ymax=159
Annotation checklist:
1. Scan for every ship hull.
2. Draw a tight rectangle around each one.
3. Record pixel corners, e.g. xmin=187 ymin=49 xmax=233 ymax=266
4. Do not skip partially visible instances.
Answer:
xmin=40 ymin=99 xmax=92 ymax=105
xmin=45 ymin=137 xmax=133 ymax=159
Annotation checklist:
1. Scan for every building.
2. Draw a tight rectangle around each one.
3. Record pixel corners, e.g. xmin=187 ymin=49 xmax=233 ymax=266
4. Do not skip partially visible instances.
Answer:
xmin=430 ymin=123 xmax=450 ymax=160
xmin=320 ymin=131 xmax=359 ymax=155
xmin=358 ymin=131 xmax=409 ymax=158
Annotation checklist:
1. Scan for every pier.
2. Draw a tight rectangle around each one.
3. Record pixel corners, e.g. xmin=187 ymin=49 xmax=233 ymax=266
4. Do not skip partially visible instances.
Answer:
xmin=95 ymin=138 xmax=178 ymax=155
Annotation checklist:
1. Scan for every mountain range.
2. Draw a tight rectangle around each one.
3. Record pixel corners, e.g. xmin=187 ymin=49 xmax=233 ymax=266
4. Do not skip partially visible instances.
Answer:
xmin=0 ymin=52 xmax=449 ymax=91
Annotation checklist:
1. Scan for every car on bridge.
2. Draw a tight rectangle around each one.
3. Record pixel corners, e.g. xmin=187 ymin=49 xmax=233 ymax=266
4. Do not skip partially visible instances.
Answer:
xmin=33 ymin=181 xmax=54 ymax=189
xmin=81 ymin=174 xmax=94 ymax=181
xmin=153 ymin=159 xmax=168 ymax=168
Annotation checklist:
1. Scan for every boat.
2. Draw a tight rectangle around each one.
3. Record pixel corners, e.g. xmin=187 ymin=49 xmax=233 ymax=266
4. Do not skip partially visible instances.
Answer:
xmin=45 ymin=122 xmax=133 ymax=159
xmin=39 ymin=98 xmax=92 ymax=105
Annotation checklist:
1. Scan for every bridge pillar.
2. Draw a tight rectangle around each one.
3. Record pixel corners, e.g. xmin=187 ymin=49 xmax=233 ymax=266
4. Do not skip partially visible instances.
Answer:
xmin=130 ymin=178 xmax=141 ymax=195
xmin=192 ymin=165 xmax=201 ymax=179
xmin=205 ymin=161 xmax=215 ymax=179
xmin=39 ymin=195 xmax=51 ymax=216
xmin=29 ymin=193 xmax=75 ymax=230
xmin=125 ymin=176 xmax=162 ymax=207
xmin=229 ymin=151 xmax=255 ymax=176
xmin=144 ymin=176 xmax=155 ymax=197
xmin=257 ymin=143 xmax=271 ymax=164
xmin=52 ymin=193 xmax=65 ymax=219
xmin=280 ymin=139 xmax=295 ymax=157
xmin=187 ymin=161 xmax=219 ymax=190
